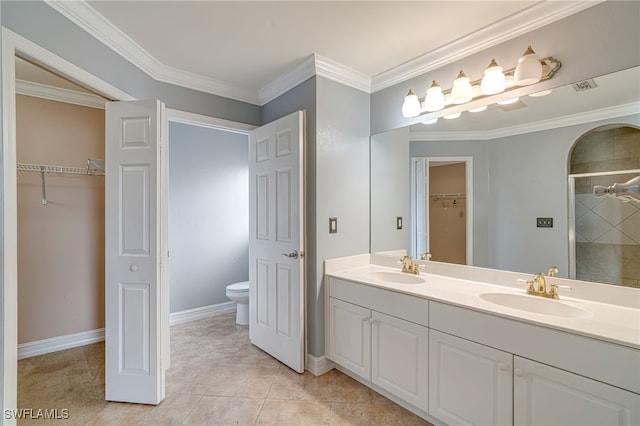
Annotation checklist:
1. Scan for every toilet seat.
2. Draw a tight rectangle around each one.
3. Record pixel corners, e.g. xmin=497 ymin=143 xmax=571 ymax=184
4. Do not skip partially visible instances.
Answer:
xmin=226 ymin=281 xmax=249 ymax=293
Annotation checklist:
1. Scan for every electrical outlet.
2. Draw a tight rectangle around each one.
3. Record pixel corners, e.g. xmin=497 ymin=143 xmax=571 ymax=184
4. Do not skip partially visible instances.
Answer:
xmin=537 ymin=217 xmax=553 ymax=228
xmin=329 ymin=217 xmax=337 ymax=234
xmin=396 ymin=216 xmax=403 ymax=230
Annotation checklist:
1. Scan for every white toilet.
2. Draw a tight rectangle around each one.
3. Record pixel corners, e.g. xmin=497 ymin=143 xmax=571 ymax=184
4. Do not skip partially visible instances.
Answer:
xmin=226 ymin=281 xmax=249 ymax=325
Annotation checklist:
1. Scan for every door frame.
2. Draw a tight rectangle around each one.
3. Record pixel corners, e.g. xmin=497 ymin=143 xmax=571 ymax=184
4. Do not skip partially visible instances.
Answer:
xmin=0 ymin=27 xmax=134 ymax=418
xmin=410 ymin=156 xmax=473 ymax=265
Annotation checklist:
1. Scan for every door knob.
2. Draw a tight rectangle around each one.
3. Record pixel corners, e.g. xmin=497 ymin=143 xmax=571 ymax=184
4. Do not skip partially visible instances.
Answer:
xmin=282 ymin=250 xmax=299 ymax=259
xmin=130 ymin=264 xmax=139 ymax=272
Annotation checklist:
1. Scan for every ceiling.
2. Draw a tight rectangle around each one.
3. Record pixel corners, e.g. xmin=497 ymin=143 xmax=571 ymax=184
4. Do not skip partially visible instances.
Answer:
xmin=85 ymin=0 xmax=536 ymax=94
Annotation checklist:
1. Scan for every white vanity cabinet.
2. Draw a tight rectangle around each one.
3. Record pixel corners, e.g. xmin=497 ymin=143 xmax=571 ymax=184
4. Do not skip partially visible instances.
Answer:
xmin=328 ymin=298 xmax=371 ymax=380
xmin=428 ymin=329 xmax=513 ymax=426
xmin=514 ymin=357 xmax=640 ymax=426
xmin=327 ymin=278 xmax=429 ymax=410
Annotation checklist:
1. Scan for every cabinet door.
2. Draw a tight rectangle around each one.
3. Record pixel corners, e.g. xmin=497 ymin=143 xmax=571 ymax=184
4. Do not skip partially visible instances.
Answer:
xmin=514 ymin=357 xmax=640 ymax=426
xmin=371 ymin=311 xmax=428 ymax=409
xmin=328 ymin=298 xmax=371 ymax=380
xmin=429 ymin=330 xmax=513 ymax=426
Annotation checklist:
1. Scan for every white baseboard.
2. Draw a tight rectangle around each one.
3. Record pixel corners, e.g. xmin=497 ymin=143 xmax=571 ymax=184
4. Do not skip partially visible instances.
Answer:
xmin=18 ymin=328 xmax=105 ymax=360
xmin=169 ymin=301 xmax=236 ymax=326
xmin=18 ymin=302 xmax=236 ymax=359
xmin=306 ymin=353 xmax=335 ymax=376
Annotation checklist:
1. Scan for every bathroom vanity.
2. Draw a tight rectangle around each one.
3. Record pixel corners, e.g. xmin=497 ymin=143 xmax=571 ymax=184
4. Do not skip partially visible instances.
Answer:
xmin=324 ymin=254 xmax=640 ymax=426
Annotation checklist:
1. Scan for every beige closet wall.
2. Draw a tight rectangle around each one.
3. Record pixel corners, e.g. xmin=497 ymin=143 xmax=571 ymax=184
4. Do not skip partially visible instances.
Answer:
xmin=17 ymin=95 xmax=105 ymax=344
xmin=429 ymin=163 xmax=466 ymax=264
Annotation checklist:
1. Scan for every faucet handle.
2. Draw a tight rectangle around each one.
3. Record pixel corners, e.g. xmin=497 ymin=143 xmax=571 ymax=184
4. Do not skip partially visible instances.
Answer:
xmin=517 ymin=278 xmax=536 ymax=293
xmin=420 ymin=252 xmax=432 ymax=261
xmin=547 ymin=266 xmax=559 ymax=277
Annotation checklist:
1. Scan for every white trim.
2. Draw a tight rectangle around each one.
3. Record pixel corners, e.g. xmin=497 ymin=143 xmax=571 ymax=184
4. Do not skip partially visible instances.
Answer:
xmin=169 ymin=302 xmax=236 ymax=326
xmin=305 ymin=353 xmax=335 ymax=376
xmin=18 ymin=329 xmax=104 ymax=360
xmin=259 ymin=56 xmax=317 ymax=105
xmin=16 ymin=79 xmax=107 ymax=109
xmin=371 ymin=1 xmax=604 ymax=92
xmin=410 ymin=103 xmax=640 ymax=141
xmin=167 ymin=108 xmax=256 ymax=134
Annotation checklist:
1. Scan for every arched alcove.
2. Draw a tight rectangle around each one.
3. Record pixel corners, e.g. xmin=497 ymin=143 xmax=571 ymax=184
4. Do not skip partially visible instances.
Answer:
xmin=568 ymin=124 xmax=640 ymax=287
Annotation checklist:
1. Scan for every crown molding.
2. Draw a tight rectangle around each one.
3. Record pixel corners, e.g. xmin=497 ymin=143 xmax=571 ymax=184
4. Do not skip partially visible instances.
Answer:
xmin=314 ymin=54 xmax=371 ymax=94
xmin=45 ymin=0 xmax=261 ymax=105
xmin=410 ymin=103 xmax=640 ymax=141
xmin=46 ymin=0 xmax=601 ymax=105
xmin=16 ymin=79 xmax=107 ymax=109
xmin=372 ymin=1 xmax=604 ymax=92
xmin=259 ymin=56 xmax=317 ymax=105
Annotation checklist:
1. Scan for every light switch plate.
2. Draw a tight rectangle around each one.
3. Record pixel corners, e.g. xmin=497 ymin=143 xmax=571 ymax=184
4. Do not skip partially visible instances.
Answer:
xmin=329 ymin=217 xmax=337 ymax=234
xmin=396 ymin=216 xmax=403 ymax=230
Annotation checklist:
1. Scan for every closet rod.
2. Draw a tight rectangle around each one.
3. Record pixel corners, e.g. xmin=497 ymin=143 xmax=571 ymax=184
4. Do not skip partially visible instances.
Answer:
xmin=17 ymin=158 xmax=105 ymax=205
xmin=431 ymin=192 xmax=466 ymax=199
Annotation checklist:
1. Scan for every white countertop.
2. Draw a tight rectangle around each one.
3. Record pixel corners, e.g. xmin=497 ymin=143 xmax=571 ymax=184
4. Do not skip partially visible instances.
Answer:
xmin=326 ymin=263 xmax=640 ymax=350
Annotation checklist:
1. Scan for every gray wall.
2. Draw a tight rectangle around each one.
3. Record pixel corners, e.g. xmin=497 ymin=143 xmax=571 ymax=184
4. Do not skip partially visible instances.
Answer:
xmin=371 ymin=127 xmax=410 ymax=253
xmin=168 ymin=122 xmax=249 ymax=313
xmin=487 ymin=114 xmax=640 ymax=277
xmin=1 ymin=1 xmax=261 ymax=125
xmin=371 ymin=1 xmax=640 ymax=134
xmin=314 ymin=77 xmax=370 ymax=356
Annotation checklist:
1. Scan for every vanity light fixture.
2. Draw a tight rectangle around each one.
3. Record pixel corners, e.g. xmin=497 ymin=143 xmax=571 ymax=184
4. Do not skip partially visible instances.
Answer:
xmin=451 ymin=71 xmax=473 ymax=104
xmin=422 ymin=117 xmax=438 ymax=125
xmin=443 ymin=111 xmax=461 ymax=119
xmin=401 ymin=46 xmax=560 ymax=119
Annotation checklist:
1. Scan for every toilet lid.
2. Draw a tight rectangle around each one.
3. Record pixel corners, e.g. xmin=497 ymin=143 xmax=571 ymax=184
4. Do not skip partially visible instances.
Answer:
xmin=227 ymin=281 xmax=249 ymax=292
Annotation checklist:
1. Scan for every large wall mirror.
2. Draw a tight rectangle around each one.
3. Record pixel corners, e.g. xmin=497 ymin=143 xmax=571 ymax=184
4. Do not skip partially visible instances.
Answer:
xmin=371 ymin=66 xmax=639 ymax=287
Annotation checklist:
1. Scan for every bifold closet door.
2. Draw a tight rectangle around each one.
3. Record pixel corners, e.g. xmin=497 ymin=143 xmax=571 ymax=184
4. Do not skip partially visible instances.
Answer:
xmin=105 ymin=100 xmax=169 ymax=405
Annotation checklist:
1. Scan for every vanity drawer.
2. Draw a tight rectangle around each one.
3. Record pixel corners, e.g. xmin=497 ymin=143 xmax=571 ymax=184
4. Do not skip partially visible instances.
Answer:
xmin=328 ymin=277 xmax=429 ymax=326
xmin=430 ymin=301 xmax=640 ymax=394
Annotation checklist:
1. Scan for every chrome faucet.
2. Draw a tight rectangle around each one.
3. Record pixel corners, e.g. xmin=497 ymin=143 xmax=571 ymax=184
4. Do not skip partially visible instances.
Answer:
xmin=400 ymin=256 xmax=420 ymax=275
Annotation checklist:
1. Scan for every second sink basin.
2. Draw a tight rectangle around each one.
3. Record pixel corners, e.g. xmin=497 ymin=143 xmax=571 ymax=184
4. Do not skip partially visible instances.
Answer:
xmin=367 ymin=271 xmax=426 ymax=284
xmin=480 ymin=293 xmax=591 ymax=318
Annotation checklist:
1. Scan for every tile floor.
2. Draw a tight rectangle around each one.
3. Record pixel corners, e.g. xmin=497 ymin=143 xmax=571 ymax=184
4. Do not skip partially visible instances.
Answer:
xmin=18 ymin=313 xmax=432 ymax=425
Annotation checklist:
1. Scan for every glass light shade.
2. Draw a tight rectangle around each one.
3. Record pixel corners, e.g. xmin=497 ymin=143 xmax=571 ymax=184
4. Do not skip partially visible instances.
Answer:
xmin=469 ymin=105 xmax=488 ymax=112
xmin=514 ymin=46 xmax=543 ymax=86
xmin=497 ymin=97 xmax=519 ymax=105
xmin=443 ymin=111 xmax=461 ymax=119
xmin=402 ymin=89 xmax=421 ymax=118
xmin=424 ymin=80 xmax=445 ymax=112
xmin=480 ymin=59 xmax=506 ymax=95
xmin=422 ymin=117 xmax=438 ymax=125
xmin=451 ymin=70 xmax=473 ymax=104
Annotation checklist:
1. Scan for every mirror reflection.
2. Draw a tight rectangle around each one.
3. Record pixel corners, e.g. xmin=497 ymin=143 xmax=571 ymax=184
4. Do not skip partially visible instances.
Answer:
xmin=370 ymin=67 xmax=640 ymax=288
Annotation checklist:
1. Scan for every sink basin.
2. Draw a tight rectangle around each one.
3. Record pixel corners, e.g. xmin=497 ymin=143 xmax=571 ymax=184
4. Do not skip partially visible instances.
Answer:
xmin=367 ymin=271 xmax=426 ymax=284
xmin=480 ymin=293 xmax=591 ymax=318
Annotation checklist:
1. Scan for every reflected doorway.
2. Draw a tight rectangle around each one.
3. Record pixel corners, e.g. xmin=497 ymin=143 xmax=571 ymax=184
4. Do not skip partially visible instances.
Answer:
xmin=410 ymin=157 xmax=473 ymax=264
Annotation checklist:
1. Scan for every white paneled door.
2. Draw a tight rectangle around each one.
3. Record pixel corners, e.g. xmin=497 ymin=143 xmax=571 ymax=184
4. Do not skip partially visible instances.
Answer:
xmin=105 ymin=100 xmax=169 ymax=404
xmin=249 ymin=111 xmax=305 ymax=373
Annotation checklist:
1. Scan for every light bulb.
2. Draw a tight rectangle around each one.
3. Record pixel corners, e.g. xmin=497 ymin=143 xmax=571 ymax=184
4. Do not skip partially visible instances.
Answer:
xmin=480 ymin=59 xmax=506 ymax=95
xmin=451 ymin=70 xmax=473 ymax=104
xmin=443 ymin=111 xmax=461 ymax=119
xmin=514 ymin=45 xmax=543 ymax=86
xmin=402 ymin=89 xmax=421 ymax=118
xmin=424 ymin=80 xmax=445 ymax=112
xmin=422 ymin=117 xmax=438 ymax=125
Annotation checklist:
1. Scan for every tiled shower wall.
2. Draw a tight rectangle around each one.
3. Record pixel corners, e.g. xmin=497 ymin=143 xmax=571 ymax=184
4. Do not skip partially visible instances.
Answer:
xmin=571 ymin=126 xmax=640 ymax=288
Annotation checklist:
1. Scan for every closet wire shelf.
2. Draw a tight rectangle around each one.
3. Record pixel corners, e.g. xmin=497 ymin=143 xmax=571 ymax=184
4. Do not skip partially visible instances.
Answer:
xmin=17 ymin=158 xmax=105 ymax=205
